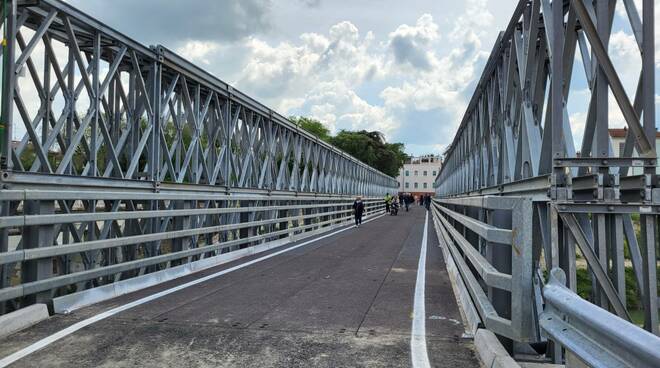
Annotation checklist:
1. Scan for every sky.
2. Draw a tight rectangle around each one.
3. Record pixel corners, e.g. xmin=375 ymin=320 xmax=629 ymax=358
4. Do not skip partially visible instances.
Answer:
xmin=61 ymin=0 xmax=659 ymax=157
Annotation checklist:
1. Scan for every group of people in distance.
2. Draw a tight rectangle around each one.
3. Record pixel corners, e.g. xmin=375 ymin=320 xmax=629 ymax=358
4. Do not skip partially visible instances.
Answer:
xmin=351 ymin=192 xmax=432 ymax=228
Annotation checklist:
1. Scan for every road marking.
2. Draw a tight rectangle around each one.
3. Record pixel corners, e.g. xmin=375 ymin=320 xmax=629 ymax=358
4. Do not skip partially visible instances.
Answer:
xmin=411 ymin=210 xmax=431 ymax=368
xmin=0 ymin=214 xmax=384 ymax=367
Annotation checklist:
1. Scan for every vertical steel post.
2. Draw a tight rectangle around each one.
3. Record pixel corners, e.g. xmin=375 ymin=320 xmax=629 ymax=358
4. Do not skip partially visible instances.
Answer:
xmin=22 ymin=200 xmax=55 ymax=305
xmin=640 ymin=0 xmax=658 ymax=335
xmin=0 ymin=0 xmax=14 ymax=169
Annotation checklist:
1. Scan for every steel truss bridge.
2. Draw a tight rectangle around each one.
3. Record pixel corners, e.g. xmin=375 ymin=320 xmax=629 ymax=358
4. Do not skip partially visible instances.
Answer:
xmin=0 ymin=0 xmax=658 ymax=367
xmin=432 ymin=0 xmax=660 ymax=366
xmin=0 ymin=0 xmax=396 ymax=309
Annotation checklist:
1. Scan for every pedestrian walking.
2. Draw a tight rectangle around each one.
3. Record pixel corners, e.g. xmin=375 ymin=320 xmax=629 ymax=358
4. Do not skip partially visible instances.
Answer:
xmin=390 ymin=196 xmax=399 ymax=216
xmin=424 ymin=194 xmax=431 ymax=211
xmin=353 ymin=196 xmax=364 ymax=227
xmin=384 ymin=193 xmax=392 ymax=213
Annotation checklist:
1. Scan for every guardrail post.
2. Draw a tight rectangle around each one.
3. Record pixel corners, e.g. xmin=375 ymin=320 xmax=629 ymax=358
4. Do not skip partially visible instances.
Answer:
xmin=511 ymin=197 xmax=535 ymax=342
xmin=23 ymin=200 xmax=55 ymax=305
xmin=303 ymin=199 xmax=313 ymax=232
xmin=278 ymin=199 xmax=289 ymax=239
xmin=172 ymin=200 xmax=192 ymax=265
xmin=487 ymin=206 xmax=512 ymax=351
xmin=239 ymin=200 xmax=250 ymax=249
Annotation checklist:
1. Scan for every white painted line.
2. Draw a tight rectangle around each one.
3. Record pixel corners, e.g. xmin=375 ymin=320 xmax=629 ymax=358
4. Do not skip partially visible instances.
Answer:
xmin=411 ymin=210 xmax=431 ymax=368
xmin=0 ymin=214 xmax=384 ymax=367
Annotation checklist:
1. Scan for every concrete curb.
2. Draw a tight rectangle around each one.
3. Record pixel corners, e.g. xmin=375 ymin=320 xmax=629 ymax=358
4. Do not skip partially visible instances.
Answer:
xmin=0 ymin=303 xmax=49 ymax=339
xmin=474 ymin=329 xmax=520 ymax=368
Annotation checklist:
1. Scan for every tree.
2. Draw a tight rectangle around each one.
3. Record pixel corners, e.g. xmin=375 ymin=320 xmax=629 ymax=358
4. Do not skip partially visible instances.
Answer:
xmin=329 ymin=130 xmax=407 ymax=177
xmin=289 ymin=116 xmax=331 ymax=142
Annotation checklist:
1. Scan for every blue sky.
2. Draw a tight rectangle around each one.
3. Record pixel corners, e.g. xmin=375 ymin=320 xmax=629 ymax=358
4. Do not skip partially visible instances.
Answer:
xmin=66 ymin=0 xmax=658 ymax=156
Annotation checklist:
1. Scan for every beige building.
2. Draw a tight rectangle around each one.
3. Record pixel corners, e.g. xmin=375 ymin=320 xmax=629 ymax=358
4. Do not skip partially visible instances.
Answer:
xmin=609 ymin=128 xmax=660 ymax=175
xmin=395 ymin=155 xmax=442 ymax=197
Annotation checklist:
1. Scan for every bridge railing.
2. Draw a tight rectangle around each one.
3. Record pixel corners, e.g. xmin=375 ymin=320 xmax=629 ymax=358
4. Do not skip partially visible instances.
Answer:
xmin=541 ymin=268 xmax=660 ymax=368
xmin=431 ymin=196 xmax=537 ymax=342
xmin=0 ymin=0 xmax=396 ymax=314
xmin=0 ymin=175 xmax=385 ymax=312
xmin=433 ymin=0 xmax=659 ymax=366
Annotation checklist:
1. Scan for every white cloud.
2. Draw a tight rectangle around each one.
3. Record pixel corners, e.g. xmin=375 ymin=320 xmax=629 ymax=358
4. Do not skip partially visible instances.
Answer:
xmin=614 ymin=0 xmax=660 ymax=67
xmin=236 ymin=21 xmax=383 ymax=108
xmin=388 ymin=14 xmax=439 ymax=70
xmin=381 ymin=6 xmax=491 ymax=122
xmin=230 ymin=4 xmax=496 ymax=155
xmin=609 ymin=31 xmax=641 ymax=96
xmin=304 ymin=81 xmax=397 ymax=134
xmin=176 ymin=40 xmax=220 ymax=65
xmin=569 ymin=111 xmax=588 ymax=149
xmin=448 ymin=0 xmax=494 ymax=42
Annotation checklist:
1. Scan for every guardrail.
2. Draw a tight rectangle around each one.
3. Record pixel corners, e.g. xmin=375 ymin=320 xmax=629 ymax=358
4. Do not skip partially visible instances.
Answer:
xmin=432 ymin=0 xmax=659 ymax=366
xmin=541 ymin=268 xmax=660 ymax=368
xmin=0 ymin=173 xmax=385 ymax=311
xmin=433 ymin=193 xmax=660 ymax=367
xmin=430 ymin=196 xmax=537 ymax=342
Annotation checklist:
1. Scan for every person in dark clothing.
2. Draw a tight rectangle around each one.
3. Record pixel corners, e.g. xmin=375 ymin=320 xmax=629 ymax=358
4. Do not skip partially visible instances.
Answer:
xmin=353 ymin=196 xmax=365 ymax=227
xmin=404 ymin=194 xmax=410 ymax=212
xmin=424 ymin=194 xmax=431 ymax=211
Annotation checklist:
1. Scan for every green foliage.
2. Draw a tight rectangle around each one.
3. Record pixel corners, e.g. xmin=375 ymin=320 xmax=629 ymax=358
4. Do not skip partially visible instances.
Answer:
xmin=288 ymin=116 xmax=407 ymax=177
xmin=575 ymin=266 xmax=653 ymax=311
xmin=289 ymin=116 xmax=331 ymax=142
xmin=18 ymin=114 xmax=407 ymax=180
xmin=328 ymin=130 xmax=407 ymax=177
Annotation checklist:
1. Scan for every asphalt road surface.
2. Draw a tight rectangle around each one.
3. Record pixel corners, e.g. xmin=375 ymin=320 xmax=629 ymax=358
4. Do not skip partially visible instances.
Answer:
xmin=0 ymin=206 xmax=478 ymax=367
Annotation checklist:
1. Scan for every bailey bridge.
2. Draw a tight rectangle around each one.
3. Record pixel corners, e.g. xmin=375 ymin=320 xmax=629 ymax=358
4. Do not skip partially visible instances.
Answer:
xmin=0 ymin=0 xmax=659 ymax=367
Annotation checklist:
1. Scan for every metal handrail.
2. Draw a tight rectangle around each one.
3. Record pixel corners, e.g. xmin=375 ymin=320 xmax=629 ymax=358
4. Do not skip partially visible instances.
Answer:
xmin=540 ymin=268 xmax=660 ymax=368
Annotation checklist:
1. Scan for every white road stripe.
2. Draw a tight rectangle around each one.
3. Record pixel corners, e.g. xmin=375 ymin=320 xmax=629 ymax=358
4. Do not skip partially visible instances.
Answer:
xmin=0 ymin=214 xmax=384 ymax=367
xmin=411 ymin=210 xmax=431 ymax=368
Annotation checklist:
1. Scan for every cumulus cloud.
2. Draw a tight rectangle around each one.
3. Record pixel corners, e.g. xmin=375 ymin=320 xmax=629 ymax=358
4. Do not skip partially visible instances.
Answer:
xmin=236 ymin=20 xmax=384 ymax=109
xmin=303 ymin=81 xmax=397 ymax=134
xmin=448 ymin=0 xmax=494 ymax=42
xmin=68 ymin=0 xmax=272 ymax=46
xmin=614 ymin=0 xmax=659 ymax=67
xmin=388 ymin=14 xmax=439 ymax=70
xmin=381 ymin=5 xmax=491 ymax=120
xmin=608 ymin=30 xmax=641 ymax=96
xmin=229 ymin=4 xmax=495 ymax=155
xmin=176 ymin=41 xmax=220 ymax=65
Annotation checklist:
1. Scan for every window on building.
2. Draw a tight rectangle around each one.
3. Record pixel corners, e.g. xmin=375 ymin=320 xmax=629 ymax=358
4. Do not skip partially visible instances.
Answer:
xmin=405 ymin=182 xmax=410 ymax=189
xmin=619 ymin=142 xmax=625 ymax=155
xmin=432 ymin=170 xmax=437 ymax=176
xmin=414 ymin=182 xmax=418 ymax=189
xmin=398 ymin=181 xmax=401 ymax=188
xmin=414 ymin=170 xmax=418 ymax=176
xmin=423 ymin=183 xmax=428 ymax=189
xmin=423 ymin=171 xmax=427 ymax=176
xmin=405 ymin=170 xmax=409 ymax=176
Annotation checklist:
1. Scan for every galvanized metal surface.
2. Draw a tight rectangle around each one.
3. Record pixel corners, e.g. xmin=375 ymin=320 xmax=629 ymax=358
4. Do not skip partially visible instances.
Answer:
xmin=433 ymin=0 xmax=659 ymax=366
xmin=432 ymin=196 xmax=534 ymax=342
xmin=0 ymin=0 xmax=397 ymax=314
xmin=541 ymin=268 xmax=660 ymax=368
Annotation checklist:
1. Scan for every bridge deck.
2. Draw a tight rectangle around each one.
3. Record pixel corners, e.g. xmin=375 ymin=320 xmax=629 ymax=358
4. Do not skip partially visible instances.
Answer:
xmin=0 ymin=207 xmax=477 ymax=367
